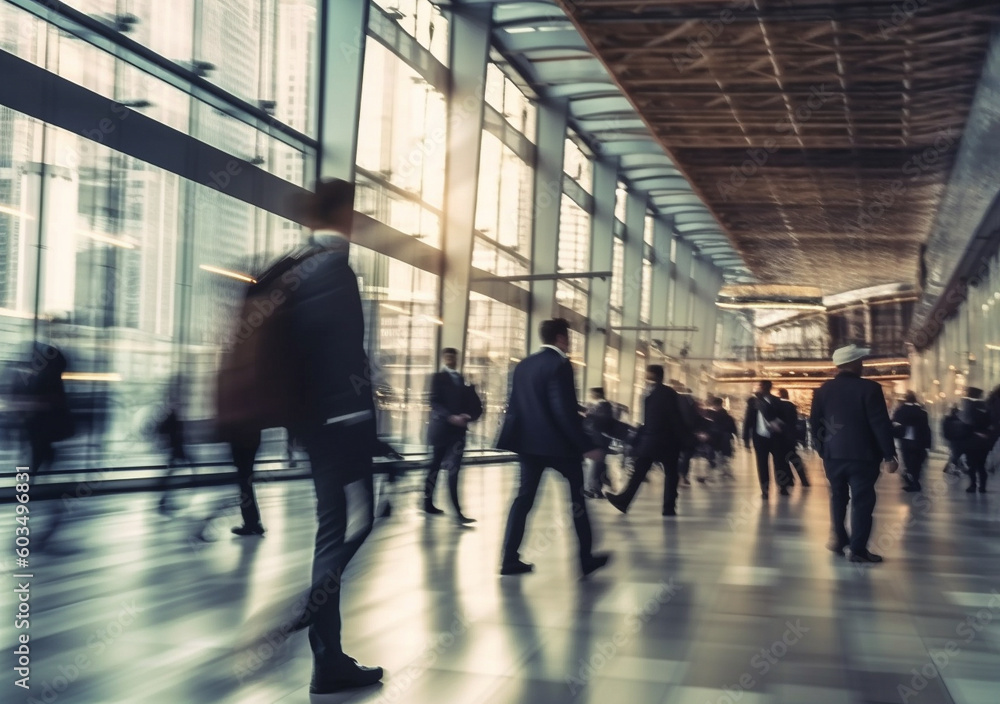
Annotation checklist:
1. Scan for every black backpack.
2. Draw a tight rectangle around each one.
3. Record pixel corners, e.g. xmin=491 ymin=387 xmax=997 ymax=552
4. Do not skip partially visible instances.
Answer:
xmin=215 ymin=245 xmax=325 ymax=437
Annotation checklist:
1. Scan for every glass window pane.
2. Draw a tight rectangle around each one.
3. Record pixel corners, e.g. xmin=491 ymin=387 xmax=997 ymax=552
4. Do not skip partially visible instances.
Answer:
xmin=351 ymin=248 xmax=439 ymax=448
xmin=465 ymin=293 xmax=526 ymax=449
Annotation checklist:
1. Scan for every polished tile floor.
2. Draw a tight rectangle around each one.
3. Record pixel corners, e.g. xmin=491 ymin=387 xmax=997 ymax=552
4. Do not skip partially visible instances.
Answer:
xmin=1 ymin=449 xmax=998 ymax=704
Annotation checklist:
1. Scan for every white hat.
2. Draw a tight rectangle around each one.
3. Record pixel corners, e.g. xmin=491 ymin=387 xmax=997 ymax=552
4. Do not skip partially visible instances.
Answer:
xmin=832 ymin=344 xmax=870 ymax=366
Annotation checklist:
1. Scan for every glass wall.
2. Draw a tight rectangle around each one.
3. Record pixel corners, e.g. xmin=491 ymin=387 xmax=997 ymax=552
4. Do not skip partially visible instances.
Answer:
xmin=473 ymin=131 xmax=532 ymax=281
xmin=356 ymin=39 xmax=447 ymax=247
xmin=464 ymin=295 xmax=526 ymax=449
xmin=557 ymin=195 xmax=590 ymax=316
xmin=912 ymin=249 xmax=1000 ymax=447
xmin=0 ymin=0 xmax=729 ymax=478
xmin=0 ymin=109 xmax=308 ymax=467
xmin=352 ymin=250 xmax=439 ymax=448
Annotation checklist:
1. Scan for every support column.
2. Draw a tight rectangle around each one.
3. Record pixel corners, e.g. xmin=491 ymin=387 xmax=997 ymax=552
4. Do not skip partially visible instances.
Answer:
xmin=618 ymin=190 xmax=646 ymax=410
xmin=584 ymin=159 xmax=617 ymax=391
xmin=316 ymin=0 xmax=370 ymax=181
xmin=438 ymin=6 xmax=492 ymax=354
xmin=692 ymin=260 xmax=723 ymax=361
xmin=650 ymin=216 xmax=673 ymax=363
xmin=528 ymin=101 xmax=569 ymax=352
xmin=672 ymin=241 xmax=693 ymax=364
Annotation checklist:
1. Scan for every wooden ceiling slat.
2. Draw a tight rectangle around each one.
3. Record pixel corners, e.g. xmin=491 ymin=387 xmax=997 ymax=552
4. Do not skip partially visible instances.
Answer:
xmin=556 ymin=0 xmax=999 ymax=292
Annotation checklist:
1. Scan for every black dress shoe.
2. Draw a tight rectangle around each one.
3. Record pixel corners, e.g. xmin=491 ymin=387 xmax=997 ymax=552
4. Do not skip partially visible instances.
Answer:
xmin=779 ymin=486 xmax=790 ymax=496
xmin=424 ymin=502 xmax=444 ymax=515
xmin=310 ymin=658 xmax=383 ymax=694
xmin=761 ymin=492 xmax=769 ymax=501
xmin=456 ymin=514 xmax=476 ymax=525
xmin=662 ymin=507 xmax=677 ymax=517
xmin=979 ymin=486 xmax=987 ymax=493
xmin=231 ymin=524 xmax=265 ymax=536
xmin=581 ymin=553 xmax=610 ymax=577
xmin=967 ymin=486 xmax=978 ymax=493
xmin=848 ymin=550 xmax=883 ymax=563
xmin=826 ymin=538 xmax=848 ymax=555
xmin=500 ymin=560 xmax=534 ymax=576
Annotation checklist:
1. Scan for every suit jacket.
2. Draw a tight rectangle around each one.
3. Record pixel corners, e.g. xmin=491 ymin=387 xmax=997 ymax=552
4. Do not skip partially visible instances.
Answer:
xmin=427 ymin=369 xmax=480 ymax=447
xmin=496 ymin=347 xmax=595 ymax=458
xmin=742 ymin=394 xmax=780 ymax=445
xmin=287 ymin=239 xmax=377 ymax=459
xmin=958 ymin=397 xmax=991 ymax=453
xmin=809 ymin=370 xmax=895 ymax=462
xmin=891 ymin=403 xmax=931 ymax=451
xmin=704 ymin=407 xmax=737 ymax=453
xmin=583 ymin=399 xmax=615 ymax=451
xmin=776 ymin=399 xmax=800 ymax=445
xmin=634 ymin=384 xmax=691 ymax=460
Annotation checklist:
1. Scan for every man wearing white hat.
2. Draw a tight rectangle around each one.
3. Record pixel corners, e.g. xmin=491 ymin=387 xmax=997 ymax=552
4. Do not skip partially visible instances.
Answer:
xmin=809 ymin=344 xmax=898 ymax=563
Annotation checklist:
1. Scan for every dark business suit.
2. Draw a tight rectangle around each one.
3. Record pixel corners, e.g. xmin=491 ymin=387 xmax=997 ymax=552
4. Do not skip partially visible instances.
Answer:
xmin=496 ymin=347 xmax=598 ymax=569
xmin=743 ymin=394 xmax=789 ymax=494
xmin=958 ymin=398 xmax=991 ymax=490
xmin=810 ymin=371 xmax=896 ymax=555
xmin=614 ymin=384 xmax=691 ymax=513
xmin=675 ymin=392 xmax=698 ymax=480
xmin=286 ymin=237 xmax=377 ymax=681
xmin=891 ymin=402 xmax=931 ymax=490
xmin=777 ymin=398 xmax=809 ymax=486
xmin=424 ymin=369 xmax=479 ymax=514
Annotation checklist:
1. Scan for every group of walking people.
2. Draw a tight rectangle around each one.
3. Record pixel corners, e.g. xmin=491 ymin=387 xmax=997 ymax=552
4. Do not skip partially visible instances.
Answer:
xmin=19 ymin=178 xmax=994 ymax=697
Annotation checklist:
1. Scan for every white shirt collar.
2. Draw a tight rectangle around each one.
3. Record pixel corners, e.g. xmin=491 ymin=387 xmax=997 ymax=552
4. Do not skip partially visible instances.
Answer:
xmin=540 ymin=344 xmax=568 ymax=359
xmin=442 ymin=365 xmax=459 ymax=374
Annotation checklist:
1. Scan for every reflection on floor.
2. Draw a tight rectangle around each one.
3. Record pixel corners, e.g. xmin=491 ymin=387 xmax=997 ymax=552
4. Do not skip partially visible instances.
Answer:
xmin=2 ymin=449 xmax=998 ymax=704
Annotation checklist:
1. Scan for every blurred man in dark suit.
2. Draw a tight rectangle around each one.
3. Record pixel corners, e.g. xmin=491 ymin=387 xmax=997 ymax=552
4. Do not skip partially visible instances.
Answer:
xmin=582 ymin=387 xmax=615 ymax=498
xmin=607 ymin=365 xmax=692 ymax=516
xmin=496 ymin=318 xmax=610 ymax=577
xmin=743 ymin=380 xmax=789 ymax=499
xmin=891 ymin=391 xmax=931 ymax=492
xmin=810 ymin=344 xmax=898 ymax=564
xmin=424 ymin=347 xmax=481 ymax=523
xmin=285 ymin=179 xmax=382 ymax=693
xmin=776 ymin=388 xmax=809 ymax=488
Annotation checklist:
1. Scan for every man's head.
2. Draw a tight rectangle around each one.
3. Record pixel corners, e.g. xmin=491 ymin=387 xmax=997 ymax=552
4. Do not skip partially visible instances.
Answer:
xmin=777 ymin=388 xmax=789 ymax=400
xmin=294 ymin=179 xmax=355 ymax=234
xmin=967 ymin=386 xmax=984 ymax=400
xmin=904 ymin=390 xmax=917 ymax=404
xmin=755 ymin=380 xmax=772 ymax=397
xmin=646 ymin=365 xmax=665 ymax=385
xmin=441 ymin=347 xmax=458 ymax=370
xmin=540 ymin=318 xmax=571 ymax=353
xmin=589 ymin=387 xmax=605 ymax=401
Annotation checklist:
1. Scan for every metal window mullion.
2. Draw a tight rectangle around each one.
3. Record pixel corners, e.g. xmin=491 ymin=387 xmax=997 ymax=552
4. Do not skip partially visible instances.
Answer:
xmin=9 ymin=0 xmax=316 ymax=155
